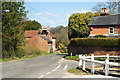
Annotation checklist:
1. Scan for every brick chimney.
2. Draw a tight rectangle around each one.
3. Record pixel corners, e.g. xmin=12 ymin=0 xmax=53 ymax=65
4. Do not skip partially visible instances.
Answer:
xmin=100 ymin=8 xmax=109 ymax=16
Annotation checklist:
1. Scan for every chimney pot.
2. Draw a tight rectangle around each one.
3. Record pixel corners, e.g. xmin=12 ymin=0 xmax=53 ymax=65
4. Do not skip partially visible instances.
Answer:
xmin=102 ymin=8 xmax=108 ymax=13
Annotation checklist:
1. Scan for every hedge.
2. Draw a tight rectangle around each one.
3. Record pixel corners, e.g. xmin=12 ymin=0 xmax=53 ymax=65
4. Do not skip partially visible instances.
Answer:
xmin=69 ymin=38 xmax=120 ymax=47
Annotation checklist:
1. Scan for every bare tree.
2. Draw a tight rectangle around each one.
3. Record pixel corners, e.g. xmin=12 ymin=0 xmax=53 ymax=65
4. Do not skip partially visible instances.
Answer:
xmin=92 ymin=2 xmax=106 ymax=12
xmin=92 ymin=1 xmax=119 ymax=15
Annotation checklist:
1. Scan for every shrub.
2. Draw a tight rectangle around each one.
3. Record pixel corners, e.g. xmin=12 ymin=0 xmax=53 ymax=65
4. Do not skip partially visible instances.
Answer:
xmin=15 ymin=48 xmax=25 ymax=58
xmin=19 ymin=46 xmax=41 ymax=55
xmin=60 ymin=50 xmax=65 ymax=53
xmin=95 ymin=35 xmax=106 ymax=38
xmin=50 ymin=48 xmax=53 ymax=53
xmin=69 ymin=38 xmax=119 ymax=47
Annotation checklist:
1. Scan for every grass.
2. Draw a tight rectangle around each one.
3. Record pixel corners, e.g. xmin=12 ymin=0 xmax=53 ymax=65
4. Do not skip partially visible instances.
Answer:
xmin=68 ymin=66 xmax=93 ymax=75
xmin=1 ymin=51 xmax=56 ymax=62
xmin=64 ymin=55 xmax=79 ymax=61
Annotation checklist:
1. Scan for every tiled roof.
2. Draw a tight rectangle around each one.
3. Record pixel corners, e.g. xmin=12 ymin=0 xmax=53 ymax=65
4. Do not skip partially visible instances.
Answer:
xmin=88 ymin=14 xmax=120 ymax=26
xmin=39 ymin=35 xmax=52 ymax=43
xmin=24 ymin=31 xmax=39 ymax=37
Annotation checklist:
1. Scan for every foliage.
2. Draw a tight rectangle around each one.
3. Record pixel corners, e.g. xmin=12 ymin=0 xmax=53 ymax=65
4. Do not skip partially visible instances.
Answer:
xmin=57 ymin=42 xmax=65 ymax=50
xmin=92 ymin=2 xmax=118 ymax=15
xmin=22 ymin=20 xmax=42 ymax=30
xmin=18 ymin=46 xmax=41 ymax=56
xmin=50 ymin=47 xmax=53 ymax=53
xmin=50 ymin=26 xmax=69 ymax=46
xmin=68 ymin=12 xmax=100 ymax=39
xmin=1 ymin=46 xmax=54 ymax=62
xmin=69 ymin=38 xmax=119 ymax=47
xmin=94 ymin=35 xmax=106 ymax=38
xmin=56 ymin=42 xmax=66 ymax=53
xmin=2 ymin=2 xmax=27 ymax=58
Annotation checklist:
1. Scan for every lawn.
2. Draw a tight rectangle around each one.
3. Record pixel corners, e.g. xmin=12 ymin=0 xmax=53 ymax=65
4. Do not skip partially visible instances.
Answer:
xmin=1 ymin=52 xmax=56 ymax=62
xmin=64 ymin=55 xmax=79 ymax=61
xmin=68 ymin=66 xmax=93 ymax=75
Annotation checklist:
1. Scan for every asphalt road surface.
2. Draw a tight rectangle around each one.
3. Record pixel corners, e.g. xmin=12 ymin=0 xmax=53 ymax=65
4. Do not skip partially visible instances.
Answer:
xmin=1 ymin=54 xmax=119 ymax=79
xmin=2 ymin=54 xmax=78 ymax=78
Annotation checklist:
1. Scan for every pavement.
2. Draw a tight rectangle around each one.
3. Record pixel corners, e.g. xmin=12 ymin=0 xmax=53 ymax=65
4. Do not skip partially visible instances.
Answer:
xmin=0 ymin=54 xmax=120 ymax=79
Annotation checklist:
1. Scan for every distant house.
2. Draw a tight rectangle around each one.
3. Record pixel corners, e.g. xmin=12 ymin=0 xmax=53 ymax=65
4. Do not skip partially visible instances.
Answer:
xmin=88 ymin=8 xmax=120 ymax=38
xmin=24 ymin=28 xmax=56 ymax=53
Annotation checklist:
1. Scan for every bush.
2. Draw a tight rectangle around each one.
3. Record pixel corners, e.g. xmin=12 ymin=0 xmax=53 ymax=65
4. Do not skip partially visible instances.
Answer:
xmin=50 ymin=48 xmax=53 ymax=53
xmin=18 ymin=46 xmax=41 ymax=55
xmin=95 ymin=35 xmax=106 ymax=38
xmin=69 ymin=38 xmax=119 ymax=47
xmin=15 ymin=48 xmax=25 ymax=58
xmin=60 ymin=50 xmax=64 ymax=53
xmin=14 ymin=46 xmax=41 ymax=58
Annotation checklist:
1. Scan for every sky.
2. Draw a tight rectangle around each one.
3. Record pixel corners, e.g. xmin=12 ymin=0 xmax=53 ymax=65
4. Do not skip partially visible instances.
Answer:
xmin=24 ymin=2 xmax=101 ymax=27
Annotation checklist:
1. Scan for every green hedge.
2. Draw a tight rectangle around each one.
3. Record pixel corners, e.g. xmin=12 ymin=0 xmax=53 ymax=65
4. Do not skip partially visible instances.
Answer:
xmin=15 ymin=46 xmax=47 ymax=58
xmin=69 ymin=38 xmax=120 ymax=47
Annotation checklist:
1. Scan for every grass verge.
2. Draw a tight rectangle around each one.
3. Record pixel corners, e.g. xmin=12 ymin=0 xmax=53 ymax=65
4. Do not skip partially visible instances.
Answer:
xmin=1 ymin=51 xmax=55 ymax=62
xmin=64 ymin=55 xmax=79 ymax=61
xmin=68 ymin=66 xmax=93 ymax=75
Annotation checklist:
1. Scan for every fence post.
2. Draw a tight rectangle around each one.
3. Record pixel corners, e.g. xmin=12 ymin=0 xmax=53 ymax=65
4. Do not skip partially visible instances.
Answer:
xmin=105 ymin=54 xmax=109 ymax=76
xmin=70 ymin=53 xmax=72 ymax=58
xmin=82 ymin=55 xmax=85 ymax=70
xmin=91 ymin=54 xmax=94 ymax=73
xmin=79 ymin=55 xmax=82 ymax=66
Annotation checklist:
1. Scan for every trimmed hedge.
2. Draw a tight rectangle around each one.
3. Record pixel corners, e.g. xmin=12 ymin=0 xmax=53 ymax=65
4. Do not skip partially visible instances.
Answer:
xmin=69 ymin=38 xmax=120 ymax=47
xmin=94 ymin=35 xmax=106 ymax=38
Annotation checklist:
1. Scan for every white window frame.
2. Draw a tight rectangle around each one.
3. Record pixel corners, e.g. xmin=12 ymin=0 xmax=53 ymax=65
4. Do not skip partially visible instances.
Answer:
xmin=109 ymin=27 xmax=114 ymax=34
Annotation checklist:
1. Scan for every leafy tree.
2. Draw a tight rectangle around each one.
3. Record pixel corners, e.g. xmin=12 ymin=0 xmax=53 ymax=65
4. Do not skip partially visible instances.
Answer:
xmin=22 ymin=20 xmax=42 ymax=30
xmin=68 ymin=12 xmax=100 ymax=39
xmin=2 ymin=2 xmax=27 ymax=58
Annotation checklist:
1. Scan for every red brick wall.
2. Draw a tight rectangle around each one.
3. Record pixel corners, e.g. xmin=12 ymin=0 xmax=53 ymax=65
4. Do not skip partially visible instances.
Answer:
xmin=90 ymin=26 xmax=119 ymax=35
xmin=25 ymin=35 xmax=49 ymax=52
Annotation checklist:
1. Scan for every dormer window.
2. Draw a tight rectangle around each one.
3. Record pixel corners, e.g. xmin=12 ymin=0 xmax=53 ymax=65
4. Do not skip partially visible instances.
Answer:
xmin=109 ymin=27 xmax=114 ymax=34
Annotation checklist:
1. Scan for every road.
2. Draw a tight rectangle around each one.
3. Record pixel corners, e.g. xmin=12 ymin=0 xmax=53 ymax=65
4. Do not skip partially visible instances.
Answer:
xmin=1 ymin=54 xmax=119 ymax=79
xmin=2 ymin=54 xmax=78 ymax=78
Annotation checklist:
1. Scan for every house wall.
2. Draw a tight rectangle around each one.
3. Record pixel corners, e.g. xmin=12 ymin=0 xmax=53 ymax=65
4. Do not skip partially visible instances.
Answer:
xmin=90 ymin=26 xmax=119 ymax=37
xmin=25 ymin=35 xmax=49 ymax=52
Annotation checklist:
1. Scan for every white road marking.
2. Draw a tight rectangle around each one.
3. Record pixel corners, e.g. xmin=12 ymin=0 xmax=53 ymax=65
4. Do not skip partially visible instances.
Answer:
xmin=63 ymin=64 xmax=68 ymax=70
xmin=39 ymin=76 xmax=44 ymax=78
xmin=46 ymin=72 xmax=51 ymax=74
xmin=52 ymin=64 xmax=62 ymax=71
xmin=58 ymin=58 xmax=64 ymax=63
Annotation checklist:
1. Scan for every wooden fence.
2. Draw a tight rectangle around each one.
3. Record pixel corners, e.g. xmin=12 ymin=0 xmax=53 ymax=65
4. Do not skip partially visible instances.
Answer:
xmin=78 ymin=54 xmax=120 ymax=76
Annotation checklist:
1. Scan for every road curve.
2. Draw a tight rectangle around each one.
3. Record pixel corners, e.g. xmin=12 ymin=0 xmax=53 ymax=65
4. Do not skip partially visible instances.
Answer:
xmin=2 ymin=54 xmax=78 ymax=78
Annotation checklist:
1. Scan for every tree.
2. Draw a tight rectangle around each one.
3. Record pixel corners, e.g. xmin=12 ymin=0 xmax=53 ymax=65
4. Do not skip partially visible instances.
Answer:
xmin=92 ymin=1 xmax=118 ymax=15
xmin=92 ymin=2 xmax=106 ymax=12
xmin=2 ymin=1 xmax=27 ymax=58
xmin=68 ymin=12 xmax=100 ymax=39
xmin=50 ymin=26 xmax=68 ymax=46
xmin=22 ymin=20 xmax=42 ymax=30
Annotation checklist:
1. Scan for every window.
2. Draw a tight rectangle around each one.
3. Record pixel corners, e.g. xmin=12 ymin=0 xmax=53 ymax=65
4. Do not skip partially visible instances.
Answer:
xmin=109 ymin=27 xmax=114 ymax=34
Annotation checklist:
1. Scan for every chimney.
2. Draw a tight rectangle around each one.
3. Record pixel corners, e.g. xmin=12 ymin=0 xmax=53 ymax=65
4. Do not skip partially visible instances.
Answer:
xmin=102 ymin=8 xmax=108 ymax=13
xmin=100 ymin=8 xmax=109 ymax=16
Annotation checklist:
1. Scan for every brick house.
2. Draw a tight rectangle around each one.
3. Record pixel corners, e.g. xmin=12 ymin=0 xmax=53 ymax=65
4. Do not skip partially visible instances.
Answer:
xmin=88 ymin=8 xmax=120 ymax=38
xmin=24 ymin=28 xmax=56 ymax=53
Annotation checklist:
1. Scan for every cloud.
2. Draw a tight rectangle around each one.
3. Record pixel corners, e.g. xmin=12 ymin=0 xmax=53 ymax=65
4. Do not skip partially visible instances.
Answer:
xmin=73 ymin=10 xmax=90 ymax=13
xmin=36 ymin=13 xmax=44 ymax=16
xmin=35 ymin=12 xmax=59 ymax=17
